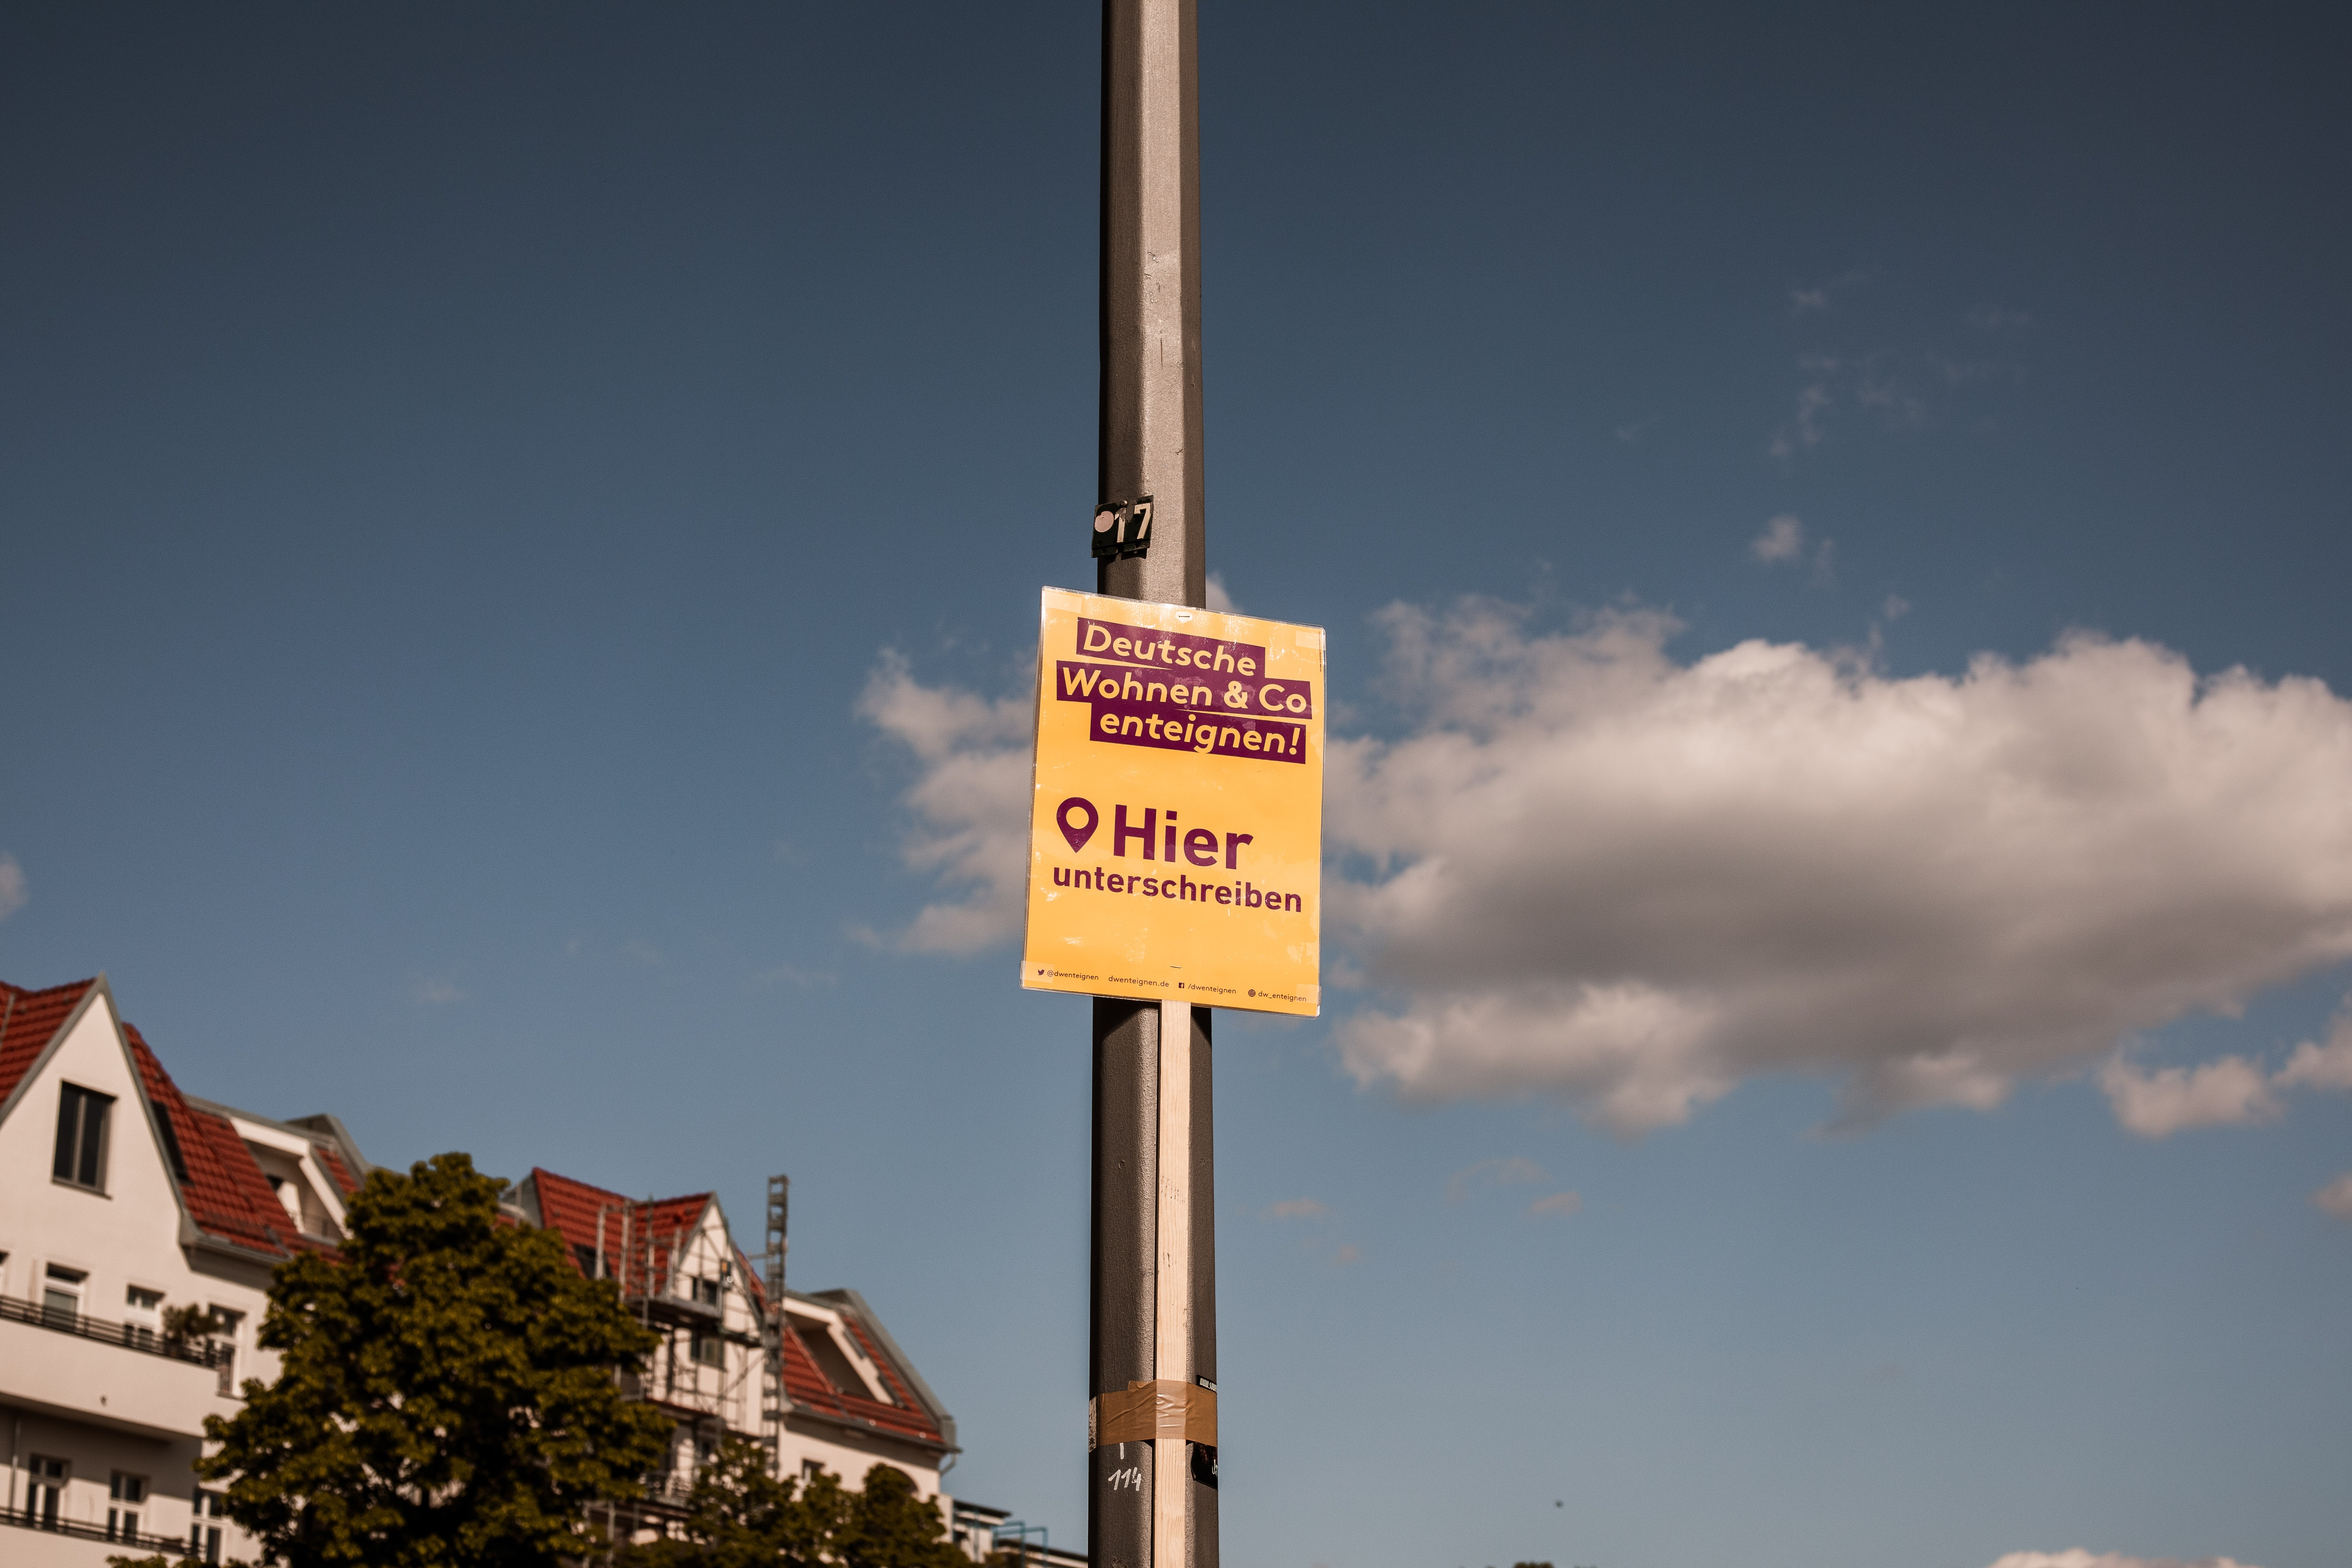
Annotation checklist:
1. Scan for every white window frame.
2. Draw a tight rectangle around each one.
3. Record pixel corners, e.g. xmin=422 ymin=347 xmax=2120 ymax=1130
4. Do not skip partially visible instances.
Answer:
xmin=42 ymin=1262 xmax=86 ymax=1326
xmin=28 ymin=1454 xmax=68 ymax=1527
xmin=109 ymin=1470 xmax=150 ymax=1540
xmin=191 ymin=1486 xmax=227 ymax=1563
xmin=125 ymin=1282 xmax=165 ymax=1349
xmin=209 ymin=1303 xmax=248 ymax=1390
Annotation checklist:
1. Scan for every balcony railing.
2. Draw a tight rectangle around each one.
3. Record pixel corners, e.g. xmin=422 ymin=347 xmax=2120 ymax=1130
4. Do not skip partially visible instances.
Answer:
xmin=0 ymin=1293 xmax=229 ymax=1368
xmin=4 ymin=1504 xmax=199 ymax=1555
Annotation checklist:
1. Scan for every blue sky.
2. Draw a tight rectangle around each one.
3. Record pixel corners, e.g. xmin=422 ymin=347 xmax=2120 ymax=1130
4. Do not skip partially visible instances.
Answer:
xmin=3 ymin=7 xmax=2348 ymax=1568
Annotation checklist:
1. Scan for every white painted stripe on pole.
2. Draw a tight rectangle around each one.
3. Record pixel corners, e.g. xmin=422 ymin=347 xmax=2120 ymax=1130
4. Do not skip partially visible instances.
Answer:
xmin=1154 ymin=998 xmax=1191 ymax=1568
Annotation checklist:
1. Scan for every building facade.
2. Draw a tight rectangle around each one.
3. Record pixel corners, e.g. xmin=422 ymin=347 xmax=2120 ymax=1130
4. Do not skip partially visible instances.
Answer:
xmin=1 ymin=973 xmax=1006 ymax=1563
xmin=0 ymin=975 xmax=366 ymax=1566
xmin=507 ymin=1165 xmax=963 ymax=1543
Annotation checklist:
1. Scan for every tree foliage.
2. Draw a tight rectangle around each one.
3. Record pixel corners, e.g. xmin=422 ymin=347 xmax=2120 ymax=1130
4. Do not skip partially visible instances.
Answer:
xmin=623 ymin=1437 xmax=974 ymax=1568
xmin=200 ymin=1151 xmax=673 ymax=1568
xmin=834 ymin=1461 xmax=976 ymax=1568
xmin=621 ymin=1434 xmax=840 ymax=1568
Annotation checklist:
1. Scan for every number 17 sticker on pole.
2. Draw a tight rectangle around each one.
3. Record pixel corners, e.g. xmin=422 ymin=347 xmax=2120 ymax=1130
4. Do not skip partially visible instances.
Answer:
xmin=1022 ymin=586 xmax=1324 ymax=1016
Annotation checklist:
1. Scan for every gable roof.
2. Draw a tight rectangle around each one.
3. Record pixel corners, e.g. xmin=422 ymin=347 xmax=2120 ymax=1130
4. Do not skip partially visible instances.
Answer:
xmin=0 ymin=975 xmax=100 ymax=1109
xmin=3 ymin=973 xmax=355 ymax=1263
xmin=526 ymin=1165 xmax=951 ymax=1452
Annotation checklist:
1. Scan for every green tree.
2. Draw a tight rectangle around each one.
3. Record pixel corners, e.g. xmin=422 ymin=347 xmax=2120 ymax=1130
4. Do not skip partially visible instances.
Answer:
xmin=622 ymin=1433 xmax=848 ymax=1568
xmin=624 ymin=1450 xmax=975 ymax=1568
xmin=835 ymin=1462 xmax=972 ymax=1568
xmin=200 ymin=1151 xmax=673 ymax=1568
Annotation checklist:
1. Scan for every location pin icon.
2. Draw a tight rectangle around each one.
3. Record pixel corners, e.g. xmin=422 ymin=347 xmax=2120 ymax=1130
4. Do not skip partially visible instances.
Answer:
xmin=1057 ymin=797 xmax=1100 ymax=853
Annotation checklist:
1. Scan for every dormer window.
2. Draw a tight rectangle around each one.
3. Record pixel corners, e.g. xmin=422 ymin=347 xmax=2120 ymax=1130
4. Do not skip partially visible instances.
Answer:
xmin=241 ymin=1143 xmax=341 ymax=1240
xmin=789 ymin=1312 xmax=895 ymax=1405
xmin=690 ymin=1275 xmax=720 ymax=1308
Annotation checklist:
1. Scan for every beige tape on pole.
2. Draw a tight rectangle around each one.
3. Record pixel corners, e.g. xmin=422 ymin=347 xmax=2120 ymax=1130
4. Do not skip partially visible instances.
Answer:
xmin=1089 ymin=1379 xmax=1220 ymax=1448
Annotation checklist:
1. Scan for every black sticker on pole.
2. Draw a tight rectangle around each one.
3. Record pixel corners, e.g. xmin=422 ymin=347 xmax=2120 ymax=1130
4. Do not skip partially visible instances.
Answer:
xmin=1092 ymin=496 xmax=1154 ymax=561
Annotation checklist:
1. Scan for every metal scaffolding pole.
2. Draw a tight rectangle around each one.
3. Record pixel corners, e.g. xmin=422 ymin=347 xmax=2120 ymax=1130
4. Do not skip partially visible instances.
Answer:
xmin=1092 ymin=5 xmax=1215 ymax=1568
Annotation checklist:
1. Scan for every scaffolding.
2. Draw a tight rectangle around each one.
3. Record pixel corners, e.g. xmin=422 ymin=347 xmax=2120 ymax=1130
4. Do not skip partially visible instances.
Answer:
xmin=761 ymin=1174 xmax=792 ymax=1438
xmin=583 ymin=1176 xmax=789 ymax=1562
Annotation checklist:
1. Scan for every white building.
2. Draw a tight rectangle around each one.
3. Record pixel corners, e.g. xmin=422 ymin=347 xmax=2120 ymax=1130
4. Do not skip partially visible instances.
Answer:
xmin=507 ymin=1166 xmax=964 ymax=1541
xmin=1 ymin=972 xmax=983 ymax=1562
xmin=1 ymin=974 xmax=366 ymax=1565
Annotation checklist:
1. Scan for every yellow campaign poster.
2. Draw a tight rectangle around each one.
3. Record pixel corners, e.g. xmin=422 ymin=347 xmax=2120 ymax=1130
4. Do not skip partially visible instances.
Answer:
xmin=1022 ymin=587 xmax=1324 ymax=1017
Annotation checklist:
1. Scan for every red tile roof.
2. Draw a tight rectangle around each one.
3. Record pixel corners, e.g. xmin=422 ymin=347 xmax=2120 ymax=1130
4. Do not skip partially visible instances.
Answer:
xmin=528 ymin=1167 xmax=713 ymax=1295
xmin=763 ymin=1283 xmax=945 ymax=1446
xmin=0 ymin=976 xmax=98 ymax=1108
xmin=530 ymin=1170 xmax=945 ymax=1447
xmin=125 ymin=1023 xmax=313 ymax=1258
xmin=841 ymin=1318 xmax=934 ymax=1427
xmin=789 ymin=1314 xmax=945 ymax=1446
xmin=4 ymin=975 xmax=335 ymax=1263
xmin=314 ymin=1143 xmax=359 ymax=1197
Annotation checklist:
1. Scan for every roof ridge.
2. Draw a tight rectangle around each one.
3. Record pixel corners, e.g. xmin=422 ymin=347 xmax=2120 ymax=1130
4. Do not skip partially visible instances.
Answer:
xmin=530 ymin=1166 xmax=713 ymax=1211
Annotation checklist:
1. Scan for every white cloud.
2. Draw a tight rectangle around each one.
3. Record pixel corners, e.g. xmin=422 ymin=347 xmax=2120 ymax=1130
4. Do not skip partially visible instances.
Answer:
xmin=861 ymin=598 xmax=2352 ymax=1135
xmin=1773 ymin=343 xmax=1981 ymax=457
xmin=858 ymin=650 xmax=1034 ymax=954
xmin=1330 ymin=600 xmax=2352 ymax=1132
xmin=0 ymin=854 xmax=25 ymax=920
xmin=2097 ymin=998 xmax=2352 ymax=1134
xmin=1984 ymin=1553 xmax=2262 ymax=1568
xmin=2100 ymin=1052 xmax=2280 ymax=1136
xmin=1205 ymin=573 xmax=1239 ymax=614
xmin=2313 ymin=1173 xmax=2352 ymax=1220
xmin=1771 ymin=381 xmax=1834 ymax=456
xmin=1331 ymin=1243 xmax=1362 ymax=1265
xmin=2275 ymin=1002 xmax=2352 ymax=1090
xmin=1751 ymin=515 xmax=1807 ymax=562
xmin=1267 ymin=1197 xmax=1329 ymax=1220
xmin=410 ymin=978 xmax=466 ymax=1005
xmin=1527 ymin=1191 xmax=1583 ymax=1217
